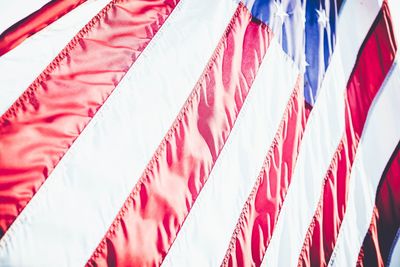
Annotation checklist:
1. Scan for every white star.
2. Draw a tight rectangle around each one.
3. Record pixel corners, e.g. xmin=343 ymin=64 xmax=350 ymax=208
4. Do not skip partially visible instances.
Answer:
xmin=316 ymin=7 xmax=329 ymax=28
xmin=301 ymin=55 xmax=309 ymax=73
xmin=274 ymin=1 xmax=288 ymax=23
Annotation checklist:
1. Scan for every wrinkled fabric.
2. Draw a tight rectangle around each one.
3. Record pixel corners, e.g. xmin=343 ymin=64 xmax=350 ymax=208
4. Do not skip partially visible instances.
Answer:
xmin=222 ymin=78 xmax=307 ymax=267
xmin=0 ymin=0 xmax=88 ymax=56
xmin=243 ymin=0 xmax=342 ymax=106
xmin=86 ymin=4 xmax=273 ymax=266
xmin=0 ymin=0 xmax=110 ymax=116
xmin=0 ymin=0 xmax=179 ymax=237
xmin=357 ymin=143 xmax=400 ymax=266
xmin=0 ymin=0 xmax=239 ymax=264
xmin=298 ymin=4 xmax=397 ymax=266
xmin=161 ymin=38 xmax=300 ymax=267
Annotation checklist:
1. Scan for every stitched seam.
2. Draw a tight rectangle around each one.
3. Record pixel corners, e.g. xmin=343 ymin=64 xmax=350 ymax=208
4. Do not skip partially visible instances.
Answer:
xmin=88 ymin=3 xmax=244 ymax=261
xmin=0 ymin=0 xmax=120 ymax=126
xmin=221 ymin=76 xmax=302 ymax=266
xmin=0 ymin=0 xmax=180 ymax=249
xmin=87 ymin=3 xmax=274 ymax=263
xmin=297 ymin=57 xmax=392 ymax=264
xmin=159 ymin=15 xmax=275 ymax=267
xmin=296 ymin=136 xmax=345 ymax=267
xmin=0 ymin=0 xmax=117 ymax=244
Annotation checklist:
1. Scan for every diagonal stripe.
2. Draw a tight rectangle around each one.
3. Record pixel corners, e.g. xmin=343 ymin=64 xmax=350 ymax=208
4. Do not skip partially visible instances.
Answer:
xmin=0 ymin=0 xmax=180 ymax=237
xmin=242 ymin=0 xmax=306 ymax=70
xmin=0 ymin=1 xmax=51 ymax=34
xmin=298 ymin=3 xmax=397 ymax=266
xmin=0 ymin=0 xmax=110 ymax=116
xmin=357 ymin=143 xmax=400 ymax=266
xmin=0 ymin=0 xmax=239 ymax=265
xmin=338 ymin=2 xmax=400 ymax=264
xmin=261 ymin=0 xmax=384 ymax=266
xmin=328 ymin=58 xmax=400 ymax=266
xmin=243 ymin=0 xmax=342 ymax=106
xmin=222 ymin=2 xmax=379 ymax=265
xmin=387 ymin=0 xmax=400 ymax=42
xmin=87 ymin=4 xmax=273 ymax=266
xmin=0 ymin=0 xmax=88 ymax=56
xmin=352 ymin=5 xmax=400 ymax=264
xmin=162 ymin=39 xmax=300 ymax=267
xmin=222 ymin=78 xmax=305 ymax=267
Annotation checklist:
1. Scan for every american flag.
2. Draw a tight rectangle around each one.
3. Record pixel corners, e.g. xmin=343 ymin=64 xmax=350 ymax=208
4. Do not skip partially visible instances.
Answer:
xmin=0 ymin=0 xmax=399 ymax=266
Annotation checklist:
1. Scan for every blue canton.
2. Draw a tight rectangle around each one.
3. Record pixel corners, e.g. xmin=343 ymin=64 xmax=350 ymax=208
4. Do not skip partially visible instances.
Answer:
xmin=243 ymin=0 xmax=342 ymax=106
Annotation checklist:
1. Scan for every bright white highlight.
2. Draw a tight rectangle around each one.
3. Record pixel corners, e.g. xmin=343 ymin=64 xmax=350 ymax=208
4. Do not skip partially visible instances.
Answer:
xmin=0 ymin=0 xmax=110 ymax=116
xmin=162 ymin=39 xmax=299 ymax=267
xmin=262 ymin=1 xmax=382 ymax=266
xmin=0 ymin=0 xmax=238 ymax=266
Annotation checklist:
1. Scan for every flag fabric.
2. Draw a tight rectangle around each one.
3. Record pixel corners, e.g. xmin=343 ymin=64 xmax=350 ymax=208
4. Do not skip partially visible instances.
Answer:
xmin=0 ymin=0 xmax=399 ymax=266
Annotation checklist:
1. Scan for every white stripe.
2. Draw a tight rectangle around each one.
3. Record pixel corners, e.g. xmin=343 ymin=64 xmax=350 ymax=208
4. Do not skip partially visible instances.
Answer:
xmin=0 ymin=0 xmax=110 ymax=116
xmin=388 ymin=0 xmax=400 ymax=44
xmin=162 ymin=39 xmax=299 ymax=267
xmin=0 ymin=1 xmax=50 ymax=34
xmin=329 ymin=60 xmax=400 ymax=267
xmin=389 ymin=229 xmax=400 ymax=267
xmin=0 ymin=0 xmax=238 ymax=266
xmin=261 ymin=1 xmax=382 ymax=266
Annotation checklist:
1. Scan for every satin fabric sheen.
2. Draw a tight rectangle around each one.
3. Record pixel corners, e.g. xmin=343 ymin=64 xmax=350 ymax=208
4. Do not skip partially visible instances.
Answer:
xmin=0 ymin=0 xmax=88 ymax=56
xmin=0 ymin=0 xmax=179 ymax=237
xmin=86 ymin=4 xmax=274 ymax=266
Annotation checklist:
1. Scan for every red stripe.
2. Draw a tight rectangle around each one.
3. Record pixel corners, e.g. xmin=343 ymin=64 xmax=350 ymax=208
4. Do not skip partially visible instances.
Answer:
xmin=0 ymin=0 xmax=179 ymax=237
xmin=86 ymin=5 xmax=273 ymax=266
xmin=298 ymin=3 xmax=397 ymax=266
xmin=221 ymin=77 xmax=307 ymax=267
xmin=0 ymin=0 xmax=88 ymax=56
xmin=357 ymin=143 xmax=400 ymax=266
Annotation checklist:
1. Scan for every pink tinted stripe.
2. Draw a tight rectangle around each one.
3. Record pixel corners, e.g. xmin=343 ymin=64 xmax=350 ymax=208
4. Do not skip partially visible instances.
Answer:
xmin=222 ymin=78 xmax=308 ymax=267
xmin=357 ymin=143 xmax=400 ymax=266
xmin=86 ymin=5 xmax=273 ymax=266
xmin=298 ymin=3 xmax=397 ymax=266
xmin=0 ymin=0 xmax=179 ymax=237
xmin=0 ymin=0 xmax=88 ymax=56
